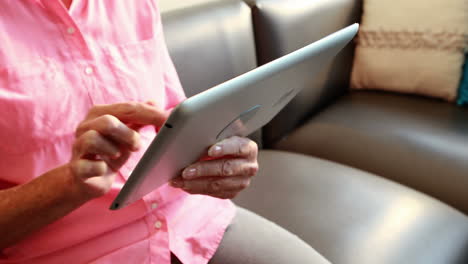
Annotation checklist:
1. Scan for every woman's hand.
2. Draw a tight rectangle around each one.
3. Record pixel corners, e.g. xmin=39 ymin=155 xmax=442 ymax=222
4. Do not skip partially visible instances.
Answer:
xmin=0 ymin=101 xmax=168 ymax=250
xmin=69 ymin=102 xmax=168 ymax=199
xmin=170 ymin=136 xmax=259 ymax=199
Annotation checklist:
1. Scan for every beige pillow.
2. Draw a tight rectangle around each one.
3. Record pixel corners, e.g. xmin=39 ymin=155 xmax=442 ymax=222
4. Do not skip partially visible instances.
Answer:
xmin=351 ymin=0 xmax=468 ymax=102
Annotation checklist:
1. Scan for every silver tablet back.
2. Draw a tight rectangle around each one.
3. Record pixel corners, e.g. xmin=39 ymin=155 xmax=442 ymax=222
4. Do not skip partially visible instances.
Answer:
xmin=111 ymin=24 xmax=359 ymax=210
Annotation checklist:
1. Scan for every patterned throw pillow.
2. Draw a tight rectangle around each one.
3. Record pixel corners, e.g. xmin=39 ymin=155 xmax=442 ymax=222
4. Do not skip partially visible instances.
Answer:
xmin=351 ymin=0 xmax=468 ymax=102
xmin=457 ymin=56 xmax=468 ymax=105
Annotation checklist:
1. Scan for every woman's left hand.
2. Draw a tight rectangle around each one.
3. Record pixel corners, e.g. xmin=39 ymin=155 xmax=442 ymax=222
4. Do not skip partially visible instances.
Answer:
xmin=170 ymin=136 xmax=258 ymax=199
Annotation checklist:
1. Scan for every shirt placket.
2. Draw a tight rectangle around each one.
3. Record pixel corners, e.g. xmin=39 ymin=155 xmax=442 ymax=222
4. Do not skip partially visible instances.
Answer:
xmin=146 ymin=212 xmax=171 ymax=263
xmin=143 ymin=191 xmax=172 ymax=263
xmin=37 ymin=2 xmax=173 ymax=263
xmin=40 ymin=0 xmax=102 ymax=105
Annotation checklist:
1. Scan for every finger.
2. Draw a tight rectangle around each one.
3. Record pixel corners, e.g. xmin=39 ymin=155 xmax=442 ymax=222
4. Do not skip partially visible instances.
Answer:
xmin=182 ymin=159 xmax=258 ymax=180
xmin=171 ymin=176 xmax=251 ymax=194
xmin=70 ymin=159 xmax=109 ymax=179
xmin=106 ymin=149 xmax=132 ymax=172
xmin=86 ymin=102 xmax=169 ymax=127
xmin=73 ymin=130 xmax=122 ymax=159
xmin=76 ymin=115 xmax=141 ymax=151
xmin=208 ymin=136 xmax=258 ymax=160
xmin=128 ymin=101 xmax=163 ymax=131
xmin=145 ymin=100 xmax=159 ymax=107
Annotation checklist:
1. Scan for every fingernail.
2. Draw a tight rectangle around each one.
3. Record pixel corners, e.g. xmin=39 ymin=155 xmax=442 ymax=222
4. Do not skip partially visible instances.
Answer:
xmin=224 ymin=168 xmax=233 ymax=176
xmin=132 ymin=142 xmax=141 ymax=152
xmin=131 ymin=133 xmax=142 ymax=151
xmin=209 ymin=145 xmax=223 ymax=157
xmin=182 ymin=168 xmax=197 ymax=179
xmin=170 ymin=180 xmax=184 ymax=188
xmin=146 ymin=100 xmax=157 ymax=106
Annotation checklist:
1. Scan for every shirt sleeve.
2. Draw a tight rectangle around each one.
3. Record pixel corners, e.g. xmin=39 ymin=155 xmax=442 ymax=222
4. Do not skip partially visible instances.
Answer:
xmin=155 ymin=8 xmax=187 ymax=111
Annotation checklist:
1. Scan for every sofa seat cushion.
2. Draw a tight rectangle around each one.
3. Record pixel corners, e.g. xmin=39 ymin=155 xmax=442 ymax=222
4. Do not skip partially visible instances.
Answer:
xmin=273 ymin=91 xmax=468 ymax=214
xmin=234 ymin=150 xmax=468 ymax=264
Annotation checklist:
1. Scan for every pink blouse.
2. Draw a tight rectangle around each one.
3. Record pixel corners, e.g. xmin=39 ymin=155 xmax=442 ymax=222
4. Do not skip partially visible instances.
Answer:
xmin=0 ymin=1 xmax=235 ymax=263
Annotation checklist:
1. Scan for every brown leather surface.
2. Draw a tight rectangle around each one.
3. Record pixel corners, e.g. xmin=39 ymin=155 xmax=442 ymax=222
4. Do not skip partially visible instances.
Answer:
xmin=160 ymin=0 xmax=263 ymax=145
xmin=250 ymin=0 xmax=362 ymax=146
xmin=234 ymin=150 xmax=468 ymax=264
xmin=159 ymin=1 xmax=468 ymax=262
xmin=275 ymin=91 xmax=468 ymax=214
xmin=160 ymin=0 xmax=223 ymax=13
xmin=160 ymin=0 xmax=257 ymax=97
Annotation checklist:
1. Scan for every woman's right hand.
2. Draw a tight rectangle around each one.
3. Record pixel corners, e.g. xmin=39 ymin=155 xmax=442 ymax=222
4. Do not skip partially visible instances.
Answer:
xmin=68 ymin=102 xmax=168 ymax=200
xmin=0 ymin=102 xmax=168 ymax=250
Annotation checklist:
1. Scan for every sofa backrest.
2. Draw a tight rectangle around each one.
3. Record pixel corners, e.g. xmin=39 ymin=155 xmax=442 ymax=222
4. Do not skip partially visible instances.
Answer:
xmin=160 ymin=0 xmax=257 ymax=98
xmin=251 ymin=0 xmax=362 ymax=146
xmin=160 ymin=0 xmax=362 ymax=147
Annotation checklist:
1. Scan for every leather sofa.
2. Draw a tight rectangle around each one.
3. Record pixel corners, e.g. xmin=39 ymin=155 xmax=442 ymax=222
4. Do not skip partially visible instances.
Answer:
xmin=159 ymin=0 xmax=468 ymax=263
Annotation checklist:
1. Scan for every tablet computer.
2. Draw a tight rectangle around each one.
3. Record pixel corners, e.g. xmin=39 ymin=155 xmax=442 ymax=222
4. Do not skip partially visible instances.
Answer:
xmin=110 ymin=23 xmax=359 ymax=210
